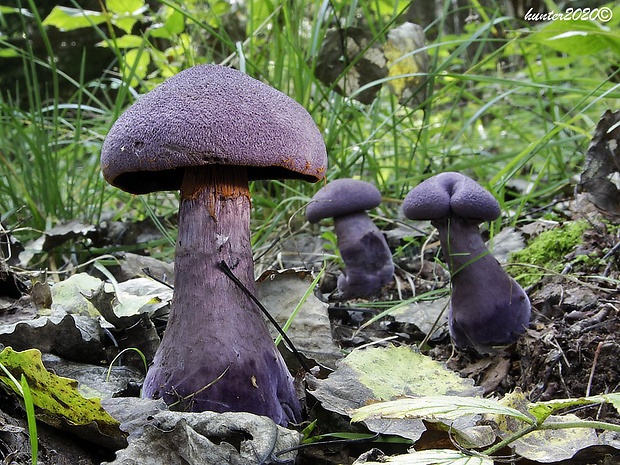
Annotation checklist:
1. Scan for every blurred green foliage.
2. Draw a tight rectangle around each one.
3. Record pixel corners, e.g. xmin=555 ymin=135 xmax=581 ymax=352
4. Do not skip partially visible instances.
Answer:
xmin=0 ymin=0 xmax=618 ymax=259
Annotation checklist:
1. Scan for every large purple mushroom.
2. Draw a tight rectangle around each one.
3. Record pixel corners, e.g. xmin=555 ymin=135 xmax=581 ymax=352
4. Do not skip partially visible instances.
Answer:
xmin=306 ymin=179 xmax=394 ymax=299
xmin=403 ymin=172 xmax=530 ymax=352
xmin=101 ymin=64 xmax=327 ymax=425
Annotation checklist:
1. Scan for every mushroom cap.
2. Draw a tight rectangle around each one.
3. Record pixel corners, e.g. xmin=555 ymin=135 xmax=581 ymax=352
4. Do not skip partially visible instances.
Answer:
xmin=101 ymin=64 xmax=327 ymax=194
xmin=306 ymin=178 xmax=382 ymax=223
xmin=402 ymin=172 xmax=500 ymax=222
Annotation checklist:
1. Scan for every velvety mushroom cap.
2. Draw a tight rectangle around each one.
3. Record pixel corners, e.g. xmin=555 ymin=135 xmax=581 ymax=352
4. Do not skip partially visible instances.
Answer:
xmin=402 ymin=172 xmax=501 ymax=222
xmin=101 ymin=64 xmax=327 ymax=194
xmin=306 ymin=178 xmax=382 ymax=223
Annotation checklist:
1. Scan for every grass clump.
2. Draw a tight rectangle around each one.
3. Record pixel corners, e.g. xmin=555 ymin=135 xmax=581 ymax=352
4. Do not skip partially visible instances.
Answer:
xmin=510 ymin=220 xmax=589 ymax=287
xmin=1 ymin=0 xmax=619 ymax=266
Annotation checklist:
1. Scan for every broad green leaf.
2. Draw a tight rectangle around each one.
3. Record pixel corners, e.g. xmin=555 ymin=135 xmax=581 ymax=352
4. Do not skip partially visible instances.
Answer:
xmin=106 ymin=0 xmax=147 ymax=33
xmin=42 ymin=6 xmax=107 ymax=31
xmin=374 ymin=0 xmax=402 ymax=17
xmin=123 ymin=48 xmax=151 ymax=83
xmin=0 ymin=348 xmax=122 ymax=439
xmin=114 ymin=17 xmax=139 ymax=35
xmin=165 ymin=8 xmax=185 ymax=34
xmin=362 ymin=448 xmax=493 ymax=465
xmin=527 ymin=18 xmax=620 ymax=55
xmin=99 ymin=34 xmax=147 ymax=49
xmin=352 ymin=396 xmax=533 ymax=424
xmin=106 ymin=0 xmax=145 ymax=15
xmin=149 ymin=25 xmax=173 ymax=40
xmin=150 ymin=8 xmax=185 ymax=38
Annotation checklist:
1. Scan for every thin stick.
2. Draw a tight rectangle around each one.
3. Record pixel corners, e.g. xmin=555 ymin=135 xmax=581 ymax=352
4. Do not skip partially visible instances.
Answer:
xmin=586 ymin=341 xmax=603 ymax=397
xmin=142 ymin=267 xmax=174 ymax=289
xmin=218 ymin=260 xmax=311 ymax=373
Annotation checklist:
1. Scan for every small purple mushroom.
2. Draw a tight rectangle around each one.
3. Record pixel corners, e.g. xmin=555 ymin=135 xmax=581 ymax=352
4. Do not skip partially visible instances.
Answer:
xmin=101 ymin=64 xmax=327 ymax=425
xmin=403 ymin=172 xmax=530 ymax=352
xmin=306 ymin=179 xmax=394 ymax=299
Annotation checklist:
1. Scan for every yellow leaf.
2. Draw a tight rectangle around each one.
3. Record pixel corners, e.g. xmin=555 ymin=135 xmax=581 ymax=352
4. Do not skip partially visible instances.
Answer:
xmin=0 ymin=347 xmax=123 ymax=440
xmin=384 ymin=22 xmax=429 ymax=104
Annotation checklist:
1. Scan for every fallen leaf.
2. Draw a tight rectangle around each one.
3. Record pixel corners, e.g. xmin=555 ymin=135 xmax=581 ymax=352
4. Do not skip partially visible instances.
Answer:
xmin=111 ymin=252 xmax=174 ymax=283
xmin=257 ymin=268 xmax=341 ymax=368
xmin=510 ymin=414 xmax=599 ymax=463
xmin=87 ymin=277 xmax=172 ymax=329
xmin=578 ymin=109 xmax=620 ymax=218
xmin=0 ymin=312 xmax=104 ymax=363
xmin=20 ymin=221 xmax=96 ymax=266
xmin=354 ymin=448 xmax=493 ymax=465
xmin=390 ymin=296 xmax=449 ymax=337
xmin=0 ymin=347 xmax=126 ymax=448
xmin=495 ymin=390 xmax=602 ymax=462
xmin=352 ymin=396 xmax=532 ymax=424
xmin=102 ymin=410 xmax=300 ymax=465
xmin=308 ymin=345 xmax=483 ymax=442
xmin=42 ymin=354 xmax=143 ymax=399
xmin=51 ymin=273 xmax=103 ymax=317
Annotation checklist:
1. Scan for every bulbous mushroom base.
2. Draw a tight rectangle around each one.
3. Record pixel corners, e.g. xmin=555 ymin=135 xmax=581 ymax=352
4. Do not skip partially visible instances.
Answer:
xmin=142 ymin=167 xmax=301 ymax=426
xmin=449 ymin=271 xmax=530 ymax=353
xmin=434 ymin=217 xmax=531 ymax=353
xmin=333 ymin=212 xmax=394 ymax=299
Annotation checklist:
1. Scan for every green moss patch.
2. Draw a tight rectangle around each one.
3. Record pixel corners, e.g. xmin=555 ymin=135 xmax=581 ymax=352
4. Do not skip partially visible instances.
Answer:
xmin=509 ymin=220 xmax=589 ymax=287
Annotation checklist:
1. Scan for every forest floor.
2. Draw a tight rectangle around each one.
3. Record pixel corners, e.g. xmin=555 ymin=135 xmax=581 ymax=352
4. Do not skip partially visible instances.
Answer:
xmin=1 ymin=181 xmax=619 ymax=465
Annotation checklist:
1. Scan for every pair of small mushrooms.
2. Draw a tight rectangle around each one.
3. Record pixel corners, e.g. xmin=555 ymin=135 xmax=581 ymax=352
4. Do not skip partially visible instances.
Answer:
xmin=308 ymin=173 xmax=531 ymax=353
xmin=101 ymin=64 xmax=530 ymax=425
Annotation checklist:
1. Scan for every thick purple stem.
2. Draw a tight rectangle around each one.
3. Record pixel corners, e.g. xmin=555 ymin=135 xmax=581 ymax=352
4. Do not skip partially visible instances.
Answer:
xmin=142 ymin=166 xmax=300 ymax=425
xmin=433 ymin=217 xmax=530 ymax=351
xmin=333 ymin=211 xmax=394 ymax=298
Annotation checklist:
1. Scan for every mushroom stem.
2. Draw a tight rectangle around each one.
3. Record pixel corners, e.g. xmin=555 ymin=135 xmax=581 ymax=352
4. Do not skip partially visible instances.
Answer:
xmin=433 ymin=217 xmax=530 ymax=350
xmin=432 ymin=217 xmax=493 ymax=274
xmin=142 ymin=166 xmax=300 ymax=425
xmin=333 ymin=212 xmax=394 ymax=298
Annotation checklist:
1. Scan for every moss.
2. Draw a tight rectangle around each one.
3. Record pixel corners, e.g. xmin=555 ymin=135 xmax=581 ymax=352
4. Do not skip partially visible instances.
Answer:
xmin=509 ymin=220 xmax=589 ymax=287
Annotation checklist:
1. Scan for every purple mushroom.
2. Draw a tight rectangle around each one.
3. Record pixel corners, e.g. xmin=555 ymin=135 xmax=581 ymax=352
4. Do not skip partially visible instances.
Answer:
xmin=402 ymin=172 xmax=530 ymax=352
xmin=306 ymin=179 xmax=394 ymax=299
xmin=101 ymin=64 xmax=327 ymax=425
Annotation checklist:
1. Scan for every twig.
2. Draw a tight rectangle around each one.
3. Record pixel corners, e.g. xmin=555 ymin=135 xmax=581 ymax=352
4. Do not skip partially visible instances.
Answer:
xmin=218 ymin=260 xmax=311 ymax=373
xmin=272 ymin=433 xmax=380 ymax=463
xmin=602 ymin=240 xmax=620 ymax=260
xmin=586 ymin=341 xmax=604 ymax=397
xmin=142 ymin=267 xmax=174 ymax=289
